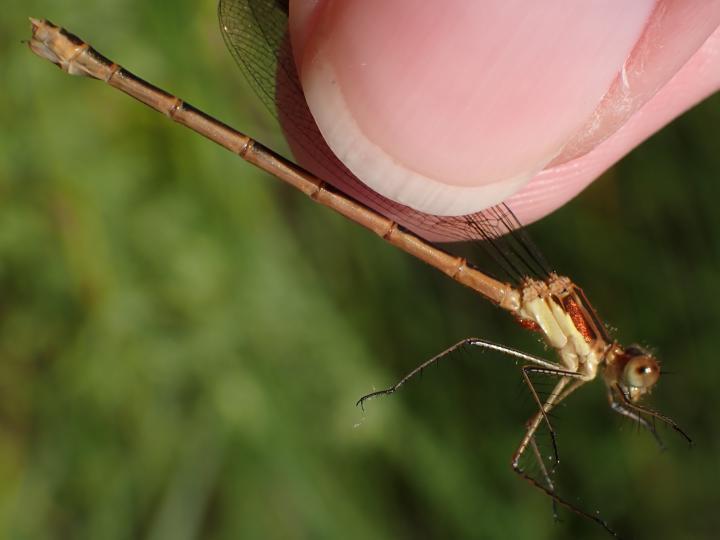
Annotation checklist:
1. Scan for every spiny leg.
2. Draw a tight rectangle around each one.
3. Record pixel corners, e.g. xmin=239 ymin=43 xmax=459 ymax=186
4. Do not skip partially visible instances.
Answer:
xmin=512 ymin=376 xmax=569 ymax=477
xmin=355 ymin=338 xmax=616 ymax=533
xmin=608 ymin=391 xmax=665 ymax=450
xmin=356 ymin=337 xmax=567 ymax=409
xmin=510 ymin=379 xmax=620 ymax=537
xmin=529 ymin=434 xmax=559 ymax=521
xmin=513 ymin=375 xmax=591 ymax=460
xmin=614 ymin=384 xmax=692 ymax=446
xmin=514 ymin=419 xmax=619 ymax=537
xmin=528 ymin=377 xmax=588 ymax=521
xmin=520 ymin=367 xmax=588 ymax=467
xmin=357 ymin=337 xmax=580 ymax=468
xmin=555 ymin=377 xmax=588 ymax=404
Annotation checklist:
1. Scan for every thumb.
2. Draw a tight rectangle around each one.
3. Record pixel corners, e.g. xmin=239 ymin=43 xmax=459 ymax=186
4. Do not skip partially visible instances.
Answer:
xmin=289 ymin=0 xmax=720 ymax=226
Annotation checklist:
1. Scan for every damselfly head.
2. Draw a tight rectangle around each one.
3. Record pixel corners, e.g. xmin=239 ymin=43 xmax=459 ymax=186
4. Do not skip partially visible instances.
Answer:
xmin=619 ymin=345 xmax=660 ymax=401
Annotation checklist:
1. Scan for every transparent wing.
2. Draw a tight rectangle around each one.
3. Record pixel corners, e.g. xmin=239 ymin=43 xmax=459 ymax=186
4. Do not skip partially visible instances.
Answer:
xmin=218 ymin=0 xmax=552 ymax=283
xmin=219 ymin=0 xmax=292 ymax=120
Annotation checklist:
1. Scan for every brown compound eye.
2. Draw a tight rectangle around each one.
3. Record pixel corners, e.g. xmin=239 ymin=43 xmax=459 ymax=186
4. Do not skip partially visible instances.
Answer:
xmin=623 ymin=355 xmax=660 ymax=389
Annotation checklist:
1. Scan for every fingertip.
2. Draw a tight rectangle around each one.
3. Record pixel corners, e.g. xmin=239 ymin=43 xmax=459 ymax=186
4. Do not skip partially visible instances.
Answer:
xmin=292 ymin=0 xmax=654 ymax=216
xmin=510 ymin=23 xmax=720 ymax=226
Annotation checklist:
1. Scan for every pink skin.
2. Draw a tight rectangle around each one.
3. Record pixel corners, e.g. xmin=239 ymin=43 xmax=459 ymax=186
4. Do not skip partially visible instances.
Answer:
xmin=287 ymin=0 xmax=720 ymax=233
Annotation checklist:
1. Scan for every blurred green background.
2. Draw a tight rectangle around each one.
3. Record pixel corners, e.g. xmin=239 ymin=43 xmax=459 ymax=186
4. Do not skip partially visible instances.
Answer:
xmin=2 ymin=1 xmax=719 ymax=539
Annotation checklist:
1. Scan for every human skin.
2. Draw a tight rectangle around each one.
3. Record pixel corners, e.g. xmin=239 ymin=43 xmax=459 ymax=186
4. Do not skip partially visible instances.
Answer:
xmin=287 ymin=0 xmax=720 ymax=234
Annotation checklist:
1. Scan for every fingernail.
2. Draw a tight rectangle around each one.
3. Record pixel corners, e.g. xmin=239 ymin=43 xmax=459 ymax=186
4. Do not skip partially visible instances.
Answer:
xmin=554 ymin=0 xmax=720 ymax=165
xmin=296 ymin=0 xmax=655 ymax=215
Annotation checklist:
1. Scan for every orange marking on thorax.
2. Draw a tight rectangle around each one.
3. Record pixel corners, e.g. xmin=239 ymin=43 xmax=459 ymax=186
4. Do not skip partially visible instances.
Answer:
xmin=516 ymin=316 xmax=542 ymax=333
xmin=563 ymin=296 xmax=595 ymax=343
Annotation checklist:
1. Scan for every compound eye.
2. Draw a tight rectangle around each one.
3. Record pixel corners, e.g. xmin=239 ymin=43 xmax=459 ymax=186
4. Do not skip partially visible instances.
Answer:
xmin=623 ymin=355 xmax=660 ymax=389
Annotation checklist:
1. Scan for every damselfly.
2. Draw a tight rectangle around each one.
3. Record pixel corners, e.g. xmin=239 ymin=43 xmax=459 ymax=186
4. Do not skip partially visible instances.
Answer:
xmin=28 ymin=3 xmax=692 ymax=536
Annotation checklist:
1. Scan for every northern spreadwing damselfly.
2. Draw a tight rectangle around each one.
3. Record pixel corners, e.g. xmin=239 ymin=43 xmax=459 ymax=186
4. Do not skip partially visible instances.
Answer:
xmin=28 ymin=2 xmax=694 ymax=536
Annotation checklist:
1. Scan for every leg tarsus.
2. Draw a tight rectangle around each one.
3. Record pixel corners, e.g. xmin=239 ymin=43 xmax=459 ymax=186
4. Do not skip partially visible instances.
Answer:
xmin=613 ymin=384 xmax=692 ymax=447
xmin=511 ymin=460 xmax=621 ymax=538
xmin=356 ymin=337 xmax=569 ymax=410
xmin=609 ymin=397 xmax=666 ymax=451
xmin=356 ymin=387 xmax=396 ymax=410
xmin=529 ymin=434 xmax=560 ymax=522
xmin=512 ymin=383 xmax=620 ymax=537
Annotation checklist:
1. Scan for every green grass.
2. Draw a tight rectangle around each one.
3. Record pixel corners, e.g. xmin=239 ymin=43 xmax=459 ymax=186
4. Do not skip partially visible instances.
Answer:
xmin=2 ymin=2 xmax=719 ymax=539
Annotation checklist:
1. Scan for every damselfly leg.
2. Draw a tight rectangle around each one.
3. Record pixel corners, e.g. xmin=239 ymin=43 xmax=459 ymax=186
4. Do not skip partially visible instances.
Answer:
xmin=510 ymin=377 xmax=619 ymax=537
xmin=613 ymin=384 xmax=693 ymax=446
